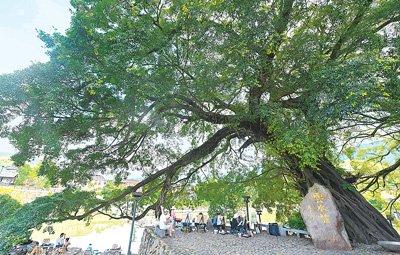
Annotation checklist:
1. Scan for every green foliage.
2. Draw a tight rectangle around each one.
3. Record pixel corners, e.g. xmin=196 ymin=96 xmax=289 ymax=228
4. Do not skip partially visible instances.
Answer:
xmin=167 ymin=188 xmax=202 ymax=210
xmin=0 ymin=0 xmax=399 ymax=243
xmin=340 ymin=182 xmax=357 ymax=193
xmin=0 ymin=189 xmax=100 ymax=253
xmin=286 ymin=211 xmax=306 ymax=230
xmin=194 ymin=173 xmax=247 ymax=218
xmin=368 ymin=198 xmax=385 ymax=211
xmin=0 ymin=195 xmax=21 ymax=222
xmin=341 ymin=140 xmax=400 ymax=217
xmin=250 ymin=162 xmax=302 ymax=222
xmin=190 ymin=164 xmax=302 ymax=221
xmin=1 ymin=0 xmax=398 ymax=187
xmin=15 ymin=163 xmax=51 ymax=188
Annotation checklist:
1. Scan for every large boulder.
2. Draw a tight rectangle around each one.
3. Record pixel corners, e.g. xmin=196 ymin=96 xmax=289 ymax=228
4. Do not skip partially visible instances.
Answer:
xmin=138 ymin=227 xmax=171 ymax=255
xmin=300 ymin=183 xmax=352 ymax=251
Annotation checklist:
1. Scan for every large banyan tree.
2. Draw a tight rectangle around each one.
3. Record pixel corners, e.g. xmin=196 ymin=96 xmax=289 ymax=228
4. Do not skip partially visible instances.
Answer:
xmin=1 ymin=0 xmax=400 ymax=246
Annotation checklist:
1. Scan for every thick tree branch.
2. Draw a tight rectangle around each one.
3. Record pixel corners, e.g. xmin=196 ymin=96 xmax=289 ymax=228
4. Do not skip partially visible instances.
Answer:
xmin=328 ymin=1 xmax=373 ymax=60
xmin=358 ymin=157 xmax=400 ymax=192
xmin=249 ymin=0 xmax=295 ymax=114
xmin=47 ymin=127 xmax=235 ymax=222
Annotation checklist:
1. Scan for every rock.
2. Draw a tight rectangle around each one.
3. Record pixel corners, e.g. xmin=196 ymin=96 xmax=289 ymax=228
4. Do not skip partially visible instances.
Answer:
xmin=377 ymin=241 xmax=400 ymax=253
xmin=300 ymin=183 xmax=352 ymax=251
xmin=8 ymin=243 xmax=34 ymax=255
xmin=138 ymin=227 xmax=171 ymax=255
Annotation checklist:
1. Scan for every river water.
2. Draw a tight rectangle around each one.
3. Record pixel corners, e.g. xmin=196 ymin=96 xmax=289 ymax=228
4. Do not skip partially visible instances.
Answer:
xmin=59 ymin=224 xmax=144 ymax=254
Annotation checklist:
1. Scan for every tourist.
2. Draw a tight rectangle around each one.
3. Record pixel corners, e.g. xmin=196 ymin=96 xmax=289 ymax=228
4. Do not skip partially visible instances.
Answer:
xmin=63 ymin=237 xmax=71 ymax=252
xmin=195 ymin=213 xmax=200 ymax=229
xmin=215 ymin=212 xmax=222 ymax=233
xmin=182 ymin=212 xmax=191 ymax=232
xmin=160 ymin=206 xmax=174 ymax=237
xmin=196 ymin=212 xmax=206 ymax=231
xmin=55 ymin=233 xmax=65 ymax=248
xmin=191 ymin=217 xmax=196 ymax=230
xmin=230 ymin=214 xmax=239 ymax=234
xmin=170 ymin=206 xmax=177 ymax=221
xmin=27 ymin=241 xmax=43 ymax=255
xmin=220 ymin=214 xmax=227 ymax=234
xmin=85 ymin=243 xmax=93 ymax=255
xmin=211 ymin=214 xmax=217 ymax=233
xmin=201 ymin=213 xmax=207 ymax=231
xmin=237 ymin=215 xmax=245 ymax=236
xmin=170 ymin=206 xmax=177 ymax=229
xmin=159 ymin=206 xmax=168 ymax=234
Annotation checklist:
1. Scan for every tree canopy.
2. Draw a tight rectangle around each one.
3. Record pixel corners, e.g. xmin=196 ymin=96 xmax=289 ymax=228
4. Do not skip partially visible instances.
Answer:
xmin=0 ymin=0 xmax=400 ymax=250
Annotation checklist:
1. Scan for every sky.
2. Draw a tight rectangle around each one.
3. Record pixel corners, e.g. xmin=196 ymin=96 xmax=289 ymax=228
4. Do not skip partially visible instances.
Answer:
xmin=0 ymin=0 xmax=72 ymax=157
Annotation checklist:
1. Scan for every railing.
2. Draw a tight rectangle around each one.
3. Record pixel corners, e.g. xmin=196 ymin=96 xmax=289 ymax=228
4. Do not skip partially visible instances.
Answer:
xmin=257 ymin=223 xmax=309 ymax=237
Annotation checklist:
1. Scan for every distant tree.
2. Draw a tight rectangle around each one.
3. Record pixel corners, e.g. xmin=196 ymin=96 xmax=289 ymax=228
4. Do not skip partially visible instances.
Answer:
xmin=0 ymin=189 xmax=99 ymax=252
xmin=15 ymin=163 xmax=51 ymax=188
xmin=0 ymin=195 xmax=21 ymax=222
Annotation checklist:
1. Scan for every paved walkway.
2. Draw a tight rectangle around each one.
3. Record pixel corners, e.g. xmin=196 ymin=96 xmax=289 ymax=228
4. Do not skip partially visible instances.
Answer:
xmin=163 ymin=232 xmax=392 ymax=255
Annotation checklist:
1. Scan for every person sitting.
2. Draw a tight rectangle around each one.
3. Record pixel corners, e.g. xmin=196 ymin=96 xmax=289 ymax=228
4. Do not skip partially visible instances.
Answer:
xmin=54 ymin=233 xmax=66 ymax=254
xmin=230 ymin=214 xmax=239 ymax=234
xmin=55 ymin=233 xmax=65 ymax=249
xmin=62 ymin=238 xmax=71 ymax=253
xmin=216 ymin=213 xmax=222 ymax=233
xmin=220 ymin=214 xmax=227 ymax=234
xmin=182 ymin=213 xmax=191 ymax=232
xmin=84 ymin=244 xmax=93 ymax=255
xmin=195 ymin=214 xmax=200 ymax=229
xmin=159 ymin=206 xmax=174 ymax=237
xmin=170 ymin=206 xmax=177 ymax=229
xmin=27 ymin=242 xmax=44 ymax=255
xmin=190 ymin=218 xmax=196 ymax=231
xmin=196 ymin=213 xmax=207 ymax=232
xmin=237 ymin=215 xmax=246 ymax=236
xmin=240 ymin=217 xmax=253 ymax=238
xmin=211 ymin=215 xmax=218 ymax=233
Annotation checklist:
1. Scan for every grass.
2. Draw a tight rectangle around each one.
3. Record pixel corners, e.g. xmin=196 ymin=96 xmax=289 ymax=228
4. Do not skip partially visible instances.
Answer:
xmin=0 ymin=185 xmax=56 ymax=203
xmin=31 ymin=215 xmax=126 ymax=240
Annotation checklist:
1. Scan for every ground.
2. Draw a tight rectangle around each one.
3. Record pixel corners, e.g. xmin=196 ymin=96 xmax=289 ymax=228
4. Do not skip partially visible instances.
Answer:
xmin=163 ymin=232 xmax=393 ymax=255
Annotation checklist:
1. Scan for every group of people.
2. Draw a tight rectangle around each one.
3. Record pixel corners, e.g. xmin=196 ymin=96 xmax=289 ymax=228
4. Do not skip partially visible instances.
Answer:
xmin=157 ymin=206 xmax=255 ymax=238
xmin=25 ymin=233 xmax=71 ymax=255
xmin=211 ymin=212 xmax=253 ymax=237
xmin=211 ymin=212 xmax=226 ymax=234
xmin=55 ymin=233 xmax=71 ymax=251
xmin=182 ymin=212 xmax=207 ymax=232
xmin=158 ymin=206 xmax=209 ymax=237
xmin=229 ymin=213 xmax=254 ymax=238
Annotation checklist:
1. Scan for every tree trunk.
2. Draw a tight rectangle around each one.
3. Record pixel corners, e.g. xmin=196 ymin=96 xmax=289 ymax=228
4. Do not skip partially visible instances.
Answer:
xmin=297 ymin=158 xmax=400 ymax=244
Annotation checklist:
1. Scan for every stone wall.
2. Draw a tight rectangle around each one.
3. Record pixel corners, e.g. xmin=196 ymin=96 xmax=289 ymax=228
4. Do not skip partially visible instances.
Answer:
xmin=137 ymin=227 xmax=171 ymax=255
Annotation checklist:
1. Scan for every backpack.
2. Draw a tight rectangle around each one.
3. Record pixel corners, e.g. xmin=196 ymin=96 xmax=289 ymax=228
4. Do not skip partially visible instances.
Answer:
xmin=268 ymin=223 xmax=280 ymax=236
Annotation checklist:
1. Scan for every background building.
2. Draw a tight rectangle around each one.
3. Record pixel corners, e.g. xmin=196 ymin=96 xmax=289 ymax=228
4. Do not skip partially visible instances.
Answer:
xmin=0 ymin=165 xmax=18 ymax=185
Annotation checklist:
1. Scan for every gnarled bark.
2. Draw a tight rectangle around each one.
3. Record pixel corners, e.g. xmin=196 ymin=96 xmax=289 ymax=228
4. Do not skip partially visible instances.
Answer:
xmin=298 ymin=158 xmax=400 ymax=244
